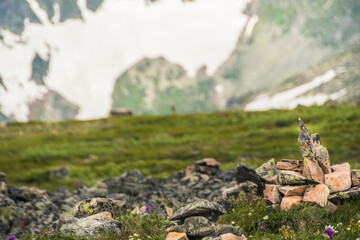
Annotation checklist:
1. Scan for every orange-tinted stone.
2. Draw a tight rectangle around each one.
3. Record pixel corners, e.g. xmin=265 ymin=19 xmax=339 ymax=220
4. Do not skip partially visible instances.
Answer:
xmin=303 ymin=157 xmax=324 ymax=183
xmin=279 ymin=185 xmax=307 ymax=196
xmin=276 ymin=159 xmax=303 ymax=171
xmin=303 ymin=184 xmax=329 ymax=207
xmin=280 ymin=196 xmax=302 ymax=211
xmin=220 ymin=233 xmax=247 ymax=240
xmin=264 ymin=184 xmax=281 ymax=204
xmin=195 ymin=158 xmax=221 ymax=167
xmin=332 ymin=163 xmax=350 ymax=173
xmin=325 ymin=171 xmax=351 ymax=192
xmin=165 ymin=232 xmax=189 ymax=240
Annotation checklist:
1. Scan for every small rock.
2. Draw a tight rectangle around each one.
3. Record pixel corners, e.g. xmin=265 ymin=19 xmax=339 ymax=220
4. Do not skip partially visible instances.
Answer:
xmin=263 ymin=184 xmax=281 ymax=204
xmin=0 ymin=182 xmax=6 ymax=194
xmin=166 ymin=206 xmax=173 ymax=218
xmin=276 ymin=159 xmax=303 ymax=172
xmin=86 ymin=211 xmax=117 ymax=221
xmin=50 ymin=167 xmax=70 ymax=180
xmin=218 ymin=233 xmax=247 ymax=240
xmin=256 ymin=158 xmax=278 ymax=179
xmin=166 ymin=232 xmax=189 ymax=240
xmin=235 ymin=163 xmax=267 ymax=196
xmin=0 ymin=172 xmax=6 ymax=182
xmin=278 ymin=171 xmax=308 ymax=185
xmin=303 ymin=184 xmax=329 ymax=207
xmin=169 ymin=199 xmax=225 ymax=221
xmin=73 ymin=198 xmax=126 ymax=218
xmin=311 ymin=133 xmax=331 ymax=174
xmin=280 ymin=196 xmax=302 ymax=211
xmin=8 ymin=186 xmax=47 ymax=202
xmin=222 ymin=182 xmax=258 ymax=200
xmin=278 ymin=185 xmax=307 ymax=196
xmin=214 ymin=224 xmax=244 ymax=237
xmin=325 ymin=201 xmax=338 ymax=213
xmin=303 ymin=157 xmax=324 ymax=184
xmin=194 ymin=158 xmax=221 ymax=175
xmin=58 ymin=216 xmax=122 ymax=238
xmin=328 ymin=186 xmax=360 ymax=204
xmin=325 ymin=164 xmax=351 ymax=192
xmin=185 ymin=165 xmax=195 ymax=176
xmin=351 ymin=170 xmax=360 ymax=186
xmin=110 ymin=108 xmax=132 ymax=116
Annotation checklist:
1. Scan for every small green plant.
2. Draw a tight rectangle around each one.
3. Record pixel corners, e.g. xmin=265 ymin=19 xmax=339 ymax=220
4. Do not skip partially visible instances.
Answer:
xmin=116 ymin=213 xmax=168 ymax=240
xmin=218 ymin=192 xmax=268 ymax=235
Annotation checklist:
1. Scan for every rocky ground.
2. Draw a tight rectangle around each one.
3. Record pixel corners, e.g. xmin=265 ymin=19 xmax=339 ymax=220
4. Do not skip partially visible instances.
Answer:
xmin=1 ymin=119 xmax=360 ymax=239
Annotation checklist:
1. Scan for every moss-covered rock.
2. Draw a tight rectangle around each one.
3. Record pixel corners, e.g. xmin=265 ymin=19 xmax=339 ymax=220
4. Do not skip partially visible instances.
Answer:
xmin=73 ymin=198 xmax=126 ymax=218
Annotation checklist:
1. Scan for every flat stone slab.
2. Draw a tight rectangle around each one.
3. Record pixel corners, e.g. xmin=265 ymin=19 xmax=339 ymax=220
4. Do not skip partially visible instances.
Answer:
xmin=328 ymin=186 xmax=360 ymax=204
xmin=276 ymin=159 xmax=303 ymax=172
xmin=169 ymin=199 xmax=225 ymax=221
xmin=279 ymin=185 xmax=307 ymax=196
xmin=278 ymin=171 xmax=308 ymax=185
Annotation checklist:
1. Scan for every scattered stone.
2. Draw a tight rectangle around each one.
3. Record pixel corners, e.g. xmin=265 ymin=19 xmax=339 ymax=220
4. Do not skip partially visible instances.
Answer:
xmin=264 ymin=184 xmax=281 ymax=204
xmin=169 ymin=199 xmax=225 ymax=221
xmin=303 ymin=157 xmax=324 ymax=184
xmin=185 ymin=165 xmax=195 ymax=176
xmin=328 ymin=186 xmax=360 ymax=204
xmin=0 ymin=182 xmax=6 ymax=194
xmin=222 ymin=182 xmax=258 ymax=200
xmin=276 ymin=159 xmax=303 ymax=172
xmin=351 ymin=170 xmax=360 ymax=186
xmin=235 ymin=163 xmax=268 ymax=196
xmin=0 ymin=172 xmax=6 ymax=182
xmin=194 ymin=158 xmax=221 ymax=175
xmin=325 ymin=166 xmax=351 ymax=192
xmin=58 ymin=216 xmax=122 ymax=238
xmin=165 ymin=232 xmax=189 ymax=240
xmin=214 ymin=224 xmax=244 ymax=237
xmin=325 ymin=201 xmax=338 ymax=213
xmin=278 ymin=185 xmax=307 ymax=196
xmin=303 ymin=184 xmax=329 ymax=207
xmin=50 ymin=167 xmax=70 ymax=180
xmin=110 ymin=108 xmax=132 ymax=116
xmin=218 ymin=233 xmax=247 ymax=240
xmin=278 ymin=171 xmax=308 ymax=185
xmin=73 ymin=198 xmax=126 ymax=218
xmin=256 ymin=158 xmax=278 ymax=179
xmin=7 ymin=186 xmax=47 ymax=202
xmin=280 ymin=196 xmax=302 ymax=211
xmin=311 ymin=133 xmax=331 ymax=174
xmin=297 ymin=118 xmax=314 ymax=160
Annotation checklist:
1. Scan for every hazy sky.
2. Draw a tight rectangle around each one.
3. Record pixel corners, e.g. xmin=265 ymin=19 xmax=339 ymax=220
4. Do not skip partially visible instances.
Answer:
xmin=0 ymin=0 xmax=250 ymax=120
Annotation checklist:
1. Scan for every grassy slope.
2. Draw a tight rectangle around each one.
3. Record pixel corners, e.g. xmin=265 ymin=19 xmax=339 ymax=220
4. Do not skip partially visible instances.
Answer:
xmin=0 ymin=104 xmax=359 ymax=191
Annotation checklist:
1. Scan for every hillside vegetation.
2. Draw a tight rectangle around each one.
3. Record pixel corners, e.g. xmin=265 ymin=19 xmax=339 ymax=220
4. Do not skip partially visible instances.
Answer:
xmin=0 ymin=104 xmax=359 ymax=191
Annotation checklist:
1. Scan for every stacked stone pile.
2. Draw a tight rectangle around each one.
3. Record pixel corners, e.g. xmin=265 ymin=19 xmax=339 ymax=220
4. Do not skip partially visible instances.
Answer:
xmin=241 ymin=118 xmax=360 ymax=211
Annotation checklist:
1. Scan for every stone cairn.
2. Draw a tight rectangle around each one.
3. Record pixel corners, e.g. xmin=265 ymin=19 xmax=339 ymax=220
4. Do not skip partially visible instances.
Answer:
xmin=240 ymin=118 xmax=360 ymax=211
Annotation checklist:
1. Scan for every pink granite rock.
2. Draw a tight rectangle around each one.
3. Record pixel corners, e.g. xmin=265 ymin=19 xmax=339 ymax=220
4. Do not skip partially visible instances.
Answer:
xmin=303 ymin=184 xmax=329 ymax=207
xmin=280 ymin=196 xmax=302 ymax=211
xmin=325 ymin=170 xmax=351 ymax=192
xmin=276 ymin=159 xmax=303 ymax=172
xmin=279 ymin=185 xmax=307 ymax=196
xmin=264 ymin=184 xmax=281 ymax=204
xmin=166 ymin=232 xmax=189 ymax=240
xmin=303 ymin=157 xmax=324 ymax=183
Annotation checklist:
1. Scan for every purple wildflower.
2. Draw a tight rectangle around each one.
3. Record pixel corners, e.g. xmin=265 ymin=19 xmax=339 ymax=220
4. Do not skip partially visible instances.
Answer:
xmin=265 ymin=195 xmax=268 ymax=199
xmin=43 ymin=233 xmax=48 ymax=237
xmin=260 ymin=226 xmax=265 ymax=232
xmin=35 ymin=229 xmax=40 ymax=234
xmin=7 ymin=235 xmax=16 ymax=240
xmin=325 ymin=228 xmax=335 ymax=240
xmin=50 ymin=233 xmax=54 ymax=236
xmin=244 ymin=210 xmax=247 ymax=213
xmin=145 ymin=204 xmax=151 ymax=213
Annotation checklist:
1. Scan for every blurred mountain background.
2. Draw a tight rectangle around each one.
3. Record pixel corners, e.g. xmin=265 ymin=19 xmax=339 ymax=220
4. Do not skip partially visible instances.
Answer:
xmin=0 ymin=0 xmax=359 ymax=122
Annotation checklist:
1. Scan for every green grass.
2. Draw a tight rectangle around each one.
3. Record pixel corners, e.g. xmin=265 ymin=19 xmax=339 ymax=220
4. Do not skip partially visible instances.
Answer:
xmin=1 ymin=104 xmax=360 ymax=191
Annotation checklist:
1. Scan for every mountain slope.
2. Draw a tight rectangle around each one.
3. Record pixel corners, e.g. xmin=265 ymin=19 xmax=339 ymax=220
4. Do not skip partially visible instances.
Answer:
xmin=112 ymin=57 xmax=216 ymax=115
xmin=243 ymin=42 xmax=360 ymax=110
xmin=215 ymin=0 xmax=360 ymax=108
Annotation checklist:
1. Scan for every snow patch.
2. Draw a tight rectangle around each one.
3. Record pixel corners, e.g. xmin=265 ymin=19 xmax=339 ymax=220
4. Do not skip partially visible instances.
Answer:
xmin=244 ymin=15 xmax=259 ymax=37
xmin=245 ymin=70 xmax=338 ymax=111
